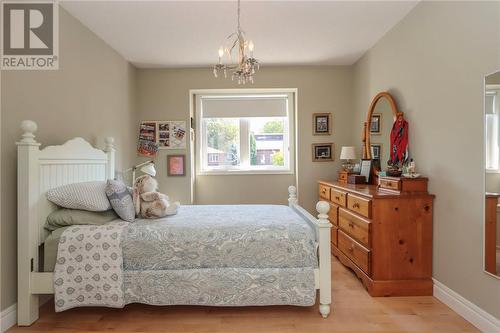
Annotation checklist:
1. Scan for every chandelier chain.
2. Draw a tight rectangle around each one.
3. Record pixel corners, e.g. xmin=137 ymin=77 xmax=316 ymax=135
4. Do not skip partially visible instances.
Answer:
xmin=237 ymin=0 xmax=241 ymax=32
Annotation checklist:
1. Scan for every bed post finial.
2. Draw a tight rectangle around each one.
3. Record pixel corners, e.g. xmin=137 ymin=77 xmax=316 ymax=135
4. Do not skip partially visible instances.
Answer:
xmin=104 ymin=137 xmax=116 ymax=180
xmin=105 ymin=136 xmax=115 ymax=151
xmin=288 ymin=185 xmax=298 ymax=206
xmin=316 ymin=201 xmax=330 ymax=221
xmin=19 ymin=120 xmax=38 ymax=144
xmin=316 ymin=200 xmax=332 ymax=318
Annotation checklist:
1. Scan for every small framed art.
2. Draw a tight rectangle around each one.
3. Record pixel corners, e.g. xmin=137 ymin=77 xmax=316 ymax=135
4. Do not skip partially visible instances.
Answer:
xmin=370 ymin=143 xmax=382 ymax=160
xmin=370 ymin=113 xmax=382 ymax=135
xmin=312 ymin=143 xmax=334 ymax=162
xmin=360 ymin=159 xmax=372 ymax=183
xmin=313 ymin=113 xmax=332 ymax=135
xmin=167 ymin=155 xmax=186 ymax=176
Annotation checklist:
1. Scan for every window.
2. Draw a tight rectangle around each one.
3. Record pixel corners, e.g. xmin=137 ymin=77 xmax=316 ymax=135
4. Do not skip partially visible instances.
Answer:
xmin=196 ymin=91 xmax=295 ymax=174
xmin=486 ymin=87 xmax=500 ymax=172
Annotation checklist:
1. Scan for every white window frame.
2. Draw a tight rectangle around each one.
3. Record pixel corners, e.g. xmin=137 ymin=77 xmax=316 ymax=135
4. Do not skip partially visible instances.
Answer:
xmin=486 ymin=85 xmax=500 ymax=173
xmin=193 ymin=89 xmax=296 ymax=176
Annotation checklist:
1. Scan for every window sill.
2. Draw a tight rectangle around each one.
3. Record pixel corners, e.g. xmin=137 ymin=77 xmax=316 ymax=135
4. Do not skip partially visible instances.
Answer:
xmin=486 ymin=169 xmax=500 ymax=174
xmin=198 ymin=169 xmax=294 ymax=176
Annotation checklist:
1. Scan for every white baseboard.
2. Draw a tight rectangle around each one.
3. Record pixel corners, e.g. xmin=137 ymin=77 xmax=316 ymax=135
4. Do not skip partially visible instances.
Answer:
xmin=0 ymin=297 xmax=52 ymax=332
xmin=433 ymin=279 xmax=500 ymax=333
xmin=1 ymin=304 xmax=17 ymax=333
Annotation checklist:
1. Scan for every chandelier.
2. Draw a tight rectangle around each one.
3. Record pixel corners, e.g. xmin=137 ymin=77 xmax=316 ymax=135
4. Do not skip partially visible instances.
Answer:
xmin=213 ymin=0 xmax=259 ymax=84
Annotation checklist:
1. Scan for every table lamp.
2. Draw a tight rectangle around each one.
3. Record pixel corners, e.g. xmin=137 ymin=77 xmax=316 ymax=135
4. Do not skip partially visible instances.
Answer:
xmin=125 ymin=160 xmax=156 ymax=185
xmin=340 ymin=146 xmax=357 ymax=172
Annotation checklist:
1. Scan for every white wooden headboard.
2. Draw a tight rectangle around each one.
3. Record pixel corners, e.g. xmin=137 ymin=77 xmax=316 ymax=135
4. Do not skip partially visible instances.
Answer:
xmin=17 ymin=120 xmax=116 ymax=247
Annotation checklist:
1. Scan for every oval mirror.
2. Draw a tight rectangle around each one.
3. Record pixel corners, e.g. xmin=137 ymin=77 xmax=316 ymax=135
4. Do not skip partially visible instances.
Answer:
xmin=364 ymin=92 xmax=399 ymax=172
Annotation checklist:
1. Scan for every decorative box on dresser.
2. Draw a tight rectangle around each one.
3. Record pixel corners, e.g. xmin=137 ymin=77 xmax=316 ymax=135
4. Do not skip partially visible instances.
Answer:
xmin=318 ymin=179 xmax=434 ymax=296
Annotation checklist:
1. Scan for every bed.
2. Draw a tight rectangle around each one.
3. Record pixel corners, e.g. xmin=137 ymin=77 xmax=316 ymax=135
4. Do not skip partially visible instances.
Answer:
xmin=16 ymin=120 xmax=332 ymax=326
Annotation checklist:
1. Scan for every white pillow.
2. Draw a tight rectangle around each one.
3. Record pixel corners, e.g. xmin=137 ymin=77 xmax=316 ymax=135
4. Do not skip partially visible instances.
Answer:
xmin=47 ymin=181 xmax=112 ymax=212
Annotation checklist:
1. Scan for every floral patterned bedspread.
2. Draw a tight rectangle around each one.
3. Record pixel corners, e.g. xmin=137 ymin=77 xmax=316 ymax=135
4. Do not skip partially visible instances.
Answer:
xmin=123 ymin=205 xmax=318 ymax=270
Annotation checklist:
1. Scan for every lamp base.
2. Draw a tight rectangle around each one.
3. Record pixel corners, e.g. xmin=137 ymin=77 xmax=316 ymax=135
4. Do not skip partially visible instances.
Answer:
xmin=342 ymin=162 xmax=354 ymax=172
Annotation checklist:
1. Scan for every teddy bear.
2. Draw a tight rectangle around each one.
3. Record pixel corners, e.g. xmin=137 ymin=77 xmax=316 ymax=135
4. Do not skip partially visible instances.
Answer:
xmin=133 ymin=174 xmax=180 ymax=219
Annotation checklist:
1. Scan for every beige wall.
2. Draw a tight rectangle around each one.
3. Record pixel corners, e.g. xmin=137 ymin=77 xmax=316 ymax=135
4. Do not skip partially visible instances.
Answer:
xmin=352 ymin=1 xmax=500 ymax=319
xmin=0 ymin=9 xmax=137 ymax=310
xmin=136 ymin=67 xmax=353 ymax=213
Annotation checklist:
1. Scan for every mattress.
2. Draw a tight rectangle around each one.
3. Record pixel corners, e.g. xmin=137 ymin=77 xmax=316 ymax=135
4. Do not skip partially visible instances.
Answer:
xmin=45 ymin=204 xmax=317 ymax=272
xmin=44 ymin=226 xmax=68 ymax=272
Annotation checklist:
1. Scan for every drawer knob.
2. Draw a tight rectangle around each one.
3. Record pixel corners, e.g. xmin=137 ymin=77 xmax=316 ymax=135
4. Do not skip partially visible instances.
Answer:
xmin=348 ymin=222 xmax=354 ymax=228
xmin=352 ymin=203 xmax=360 ymax=208
xmin=348 ymin=245 xmax=355 ymax=252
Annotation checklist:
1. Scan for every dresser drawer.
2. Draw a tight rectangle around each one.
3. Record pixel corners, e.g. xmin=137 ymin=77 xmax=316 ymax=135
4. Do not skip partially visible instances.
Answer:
xmin=347 ymin=194 xmax=372 ymax=218
xmin=379 ymin=177 xmax=401 ymax=191
xmin=331 ymin=225 xmax=338 ymax=246
xmin=338 ymin=230 xmax=371 ymax=274
xmin=328 ymin=203 xmax=339 ymax=225
xmin=339 ymin=208 xmax=371 ymax=247
xmin=319 ymin=184 xmax=331 ymax=201
xmin=330 ymin=188 xmax=347 ymax=206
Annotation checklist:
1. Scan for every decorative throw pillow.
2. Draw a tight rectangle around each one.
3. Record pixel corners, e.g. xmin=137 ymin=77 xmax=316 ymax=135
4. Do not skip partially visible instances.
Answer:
xmin=105 ymin=179 xmax=135 ymax=222
xmin=45 ymin=209 xmax=119 ymax=231
xmin=47 ymin=181 xmax=112 ymax=211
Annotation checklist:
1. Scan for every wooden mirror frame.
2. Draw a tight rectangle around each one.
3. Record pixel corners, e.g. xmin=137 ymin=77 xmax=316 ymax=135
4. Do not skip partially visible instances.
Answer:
xmin=363 ymin=92 xmax=401 ymax=160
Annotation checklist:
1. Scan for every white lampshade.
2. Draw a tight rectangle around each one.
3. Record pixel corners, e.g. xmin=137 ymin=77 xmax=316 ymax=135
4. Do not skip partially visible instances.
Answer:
xmin=140 ymin=163 xmax=156 ymax=177
xmin=340 ymin=146 xmax=357 ymax=160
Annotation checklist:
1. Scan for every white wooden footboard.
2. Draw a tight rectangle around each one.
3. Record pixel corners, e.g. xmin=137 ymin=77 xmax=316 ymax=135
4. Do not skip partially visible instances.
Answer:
xmin=288 ymin=186 xmax=332 ymax=318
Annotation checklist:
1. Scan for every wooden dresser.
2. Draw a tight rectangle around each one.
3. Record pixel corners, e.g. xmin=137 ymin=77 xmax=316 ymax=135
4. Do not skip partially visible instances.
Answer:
xmin=318 ymin=180 xmax=434 ymax=296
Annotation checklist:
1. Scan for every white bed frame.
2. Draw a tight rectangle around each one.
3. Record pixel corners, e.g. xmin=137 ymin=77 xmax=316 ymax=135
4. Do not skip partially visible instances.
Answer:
xmin=16 ymin=120 xmax=332 ymax=326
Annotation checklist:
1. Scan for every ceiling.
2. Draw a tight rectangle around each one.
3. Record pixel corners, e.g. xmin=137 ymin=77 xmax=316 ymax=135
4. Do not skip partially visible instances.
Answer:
xmin=61 ymin=1 xmax=418 ymax=68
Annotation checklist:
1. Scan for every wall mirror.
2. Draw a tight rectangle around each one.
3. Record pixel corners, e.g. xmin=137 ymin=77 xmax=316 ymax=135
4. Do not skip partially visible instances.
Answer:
xmin=484 ymin=70 xmax=500 ymax=278
xmin=364 ymin=92 xmax=398 ymax=173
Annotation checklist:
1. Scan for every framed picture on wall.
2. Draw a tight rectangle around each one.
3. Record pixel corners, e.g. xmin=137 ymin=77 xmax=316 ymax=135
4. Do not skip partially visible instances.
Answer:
xmin=167 ymin=154 xmax=186 ymax=176
xmin=312 ymin=143 xmax=334 ymax=161
xmin=313 ymin=113 xmax=332 ymax=135
xmin=370 ymin=113 xmax=382 ymax=135
xmin=360 ymin=159 xmax=372 ymax=183
xmin=370 ymin=143 xmax=382 ymax=160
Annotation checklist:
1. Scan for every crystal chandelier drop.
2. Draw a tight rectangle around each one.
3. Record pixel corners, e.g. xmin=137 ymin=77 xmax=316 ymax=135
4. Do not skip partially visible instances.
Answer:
xmin=213 ymin=0 xmax=259 ymax=84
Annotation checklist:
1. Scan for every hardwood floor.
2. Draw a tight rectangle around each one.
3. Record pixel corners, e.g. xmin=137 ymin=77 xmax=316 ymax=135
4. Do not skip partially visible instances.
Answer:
xmin=8 ymin=257 xmax=478 ymax=333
